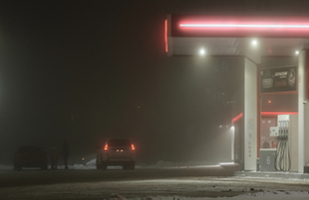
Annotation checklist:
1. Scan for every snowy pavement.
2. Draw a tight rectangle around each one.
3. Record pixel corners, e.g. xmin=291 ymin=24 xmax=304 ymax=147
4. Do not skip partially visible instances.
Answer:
xmin=0 ymin=175 xmax=308 ymax=199
xmin=0 ymin=160 xmax=308 ymax=199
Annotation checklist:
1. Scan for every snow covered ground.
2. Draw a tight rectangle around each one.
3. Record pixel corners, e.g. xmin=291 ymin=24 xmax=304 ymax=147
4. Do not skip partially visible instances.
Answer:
xmin=129 ymin=191 xmax=309 ymax=200
xmin=1 ymin=159 xmax=308 ymax=199
xmin=0 ymin=176 xmax=308 ymax=200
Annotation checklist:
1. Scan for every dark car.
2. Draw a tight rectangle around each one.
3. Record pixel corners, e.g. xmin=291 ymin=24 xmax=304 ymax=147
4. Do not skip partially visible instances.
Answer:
xmin=13 ymin=146 xmax=48 ymax=170
xmin=96 ymin=138 xmax=136 ymax=170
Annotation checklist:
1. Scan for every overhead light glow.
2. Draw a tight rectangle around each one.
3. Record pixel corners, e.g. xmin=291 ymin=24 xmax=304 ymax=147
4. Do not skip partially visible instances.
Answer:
xmin=199 ymin=48 xmax=206 ymax=55
xmin=251 ymin=39 xmax=258 ymax=46
xmin=295 ymin=50 xmax=299 ymax=55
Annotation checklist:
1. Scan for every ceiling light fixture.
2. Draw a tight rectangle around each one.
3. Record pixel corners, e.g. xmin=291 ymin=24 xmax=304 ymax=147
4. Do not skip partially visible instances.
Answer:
xmin=199 ymin=48 xmax=206 ymax=55
xmin=251 ymin=39 xmax=258 ymax=46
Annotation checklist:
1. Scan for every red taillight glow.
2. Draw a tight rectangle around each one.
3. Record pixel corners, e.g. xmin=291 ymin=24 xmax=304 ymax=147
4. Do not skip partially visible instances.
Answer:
xmin=131 ymin=144 xmax=135 ymax=151
xmin=104 ymin=144 xmax=108 ymax=151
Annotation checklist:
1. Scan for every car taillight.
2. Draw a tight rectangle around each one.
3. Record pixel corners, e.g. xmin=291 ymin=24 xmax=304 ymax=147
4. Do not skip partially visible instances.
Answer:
xmin=104 ymin=144 xmax=108 ymax=151
xmin=131 ymin=144 xmax=135 ymax=151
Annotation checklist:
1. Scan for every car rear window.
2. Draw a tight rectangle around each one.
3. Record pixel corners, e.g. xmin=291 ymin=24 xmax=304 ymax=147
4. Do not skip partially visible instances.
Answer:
xmin=107 ymin=139 xmax=131 ymax=147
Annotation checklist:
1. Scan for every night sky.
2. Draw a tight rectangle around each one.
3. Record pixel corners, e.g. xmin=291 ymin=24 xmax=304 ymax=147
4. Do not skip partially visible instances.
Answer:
xmin=0 ymin=0 xmax=309 ymax=164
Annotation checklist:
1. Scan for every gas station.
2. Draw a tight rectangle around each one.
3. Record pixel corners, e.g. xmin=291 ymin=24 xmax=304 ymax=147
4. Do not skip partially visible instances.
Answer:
xmin=165 ymin=15 xmax=309 ymax=173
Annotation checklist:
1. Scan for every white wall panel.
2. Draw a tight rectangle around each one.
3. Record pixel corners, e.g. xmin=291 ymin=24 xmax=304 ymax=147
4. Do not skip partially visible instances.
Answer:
xmin=298 ymin=50 xmax=309 ymax=173
xmin=244 ymin=58 xmax=257 ymax=170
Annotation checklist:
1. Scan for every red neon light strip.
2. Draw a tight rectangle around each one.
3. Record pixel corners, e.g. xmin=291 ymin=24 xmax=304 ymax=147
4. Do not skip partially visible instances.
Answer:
xmin=232 ymin=113 xmax=243 ymax=123
xmin=165 ymin=19 xmax=168 ymax=52
xmin=174 ymin=16 xmax=309 ymax=37
xmin=180 ymin=24 xmax=309 ymax=28
xmin=232 ymin=112 xmax=298 ymax=124
xmin=261 ymin=112 xmax=298 ymax=116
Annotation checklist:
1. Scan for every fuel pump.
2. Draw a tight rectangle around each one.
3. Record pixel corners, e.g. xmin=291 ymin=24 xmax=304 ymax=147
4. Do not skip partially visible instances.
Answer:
xmin=274 ymin=115 xmax=291 ymax=172
xmin=261 ymin=114 xmax=298 ymax=172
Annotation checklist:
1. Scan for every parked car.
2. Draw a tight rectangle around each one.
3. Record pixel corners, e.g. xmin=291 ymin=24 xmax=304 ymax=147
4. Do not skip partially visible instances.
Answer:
xmin=13 ymin=146 xmax=48 ymax=170
xmin=96 ymin=138 xmax=136 ymax=170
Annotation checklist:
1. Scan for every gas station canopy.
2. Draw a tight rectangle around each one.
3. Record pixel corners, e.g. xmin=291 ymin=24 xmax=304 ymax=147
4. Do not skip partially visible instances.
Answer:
xmin=166 ymin=15 xmax=309 ymax=173
xmin=167 ymin=15 xmax=309 ymax=58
